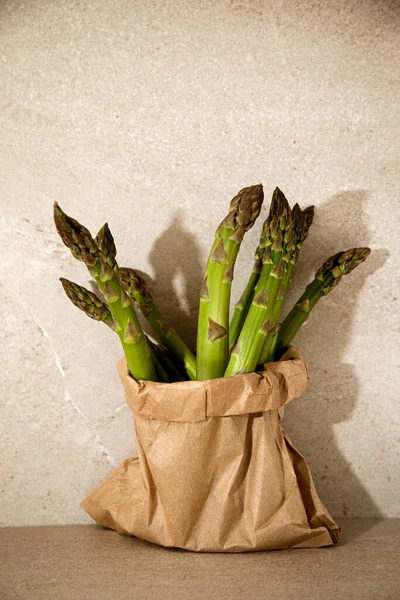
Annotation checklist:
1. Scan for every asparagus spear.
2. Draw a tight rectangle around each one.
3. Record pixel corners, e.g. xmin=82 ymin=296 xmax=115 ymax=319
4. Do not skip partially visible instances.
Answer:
xmin=224 ymin=187 xmax=293 ymax=377
xmin=196 ymin=184 xmax=264 ymax=380
xmin=60 ymin=277 xmax=161 ymax=381
xmin=258 ymin=203 xmax=315 ymax=364
xmin=96 ymin=222 xmax=117 ymax=268
xmin=276 ymin=247 xmax=371 ymax=353
xmin=259 ymin=322 xmax=280 ymax=367
xmin=54 ymin=205 xmax=157 ymax=381
xmin=60 ymin=278 xmax=115 ymax=328
xmin=228 ymin=214 xmax=271 ymax=351
xmin=118 ymin=267 xmax=197 ymax=381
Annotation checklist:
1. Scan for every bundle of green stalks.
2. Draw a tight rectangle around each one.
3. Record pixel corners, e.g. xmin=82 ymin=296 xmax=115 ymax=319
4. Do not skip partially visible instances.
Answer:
xmin=54 ymin=185 xmax=370 ymax=382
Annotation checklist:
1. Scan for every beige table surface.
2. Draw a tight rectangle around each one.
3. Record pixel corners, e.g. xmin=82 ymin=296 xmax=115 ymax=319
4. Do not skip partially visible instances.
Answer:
xmin=1 ymin=519 xmax=399 ymax=600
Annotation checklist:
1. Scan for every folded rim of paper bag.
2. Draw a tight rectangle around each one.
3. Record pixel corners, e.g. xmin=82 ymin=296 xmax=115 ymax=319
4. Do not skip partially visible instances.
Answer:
xmin=117 ymin=346 xmax=309 ymax=422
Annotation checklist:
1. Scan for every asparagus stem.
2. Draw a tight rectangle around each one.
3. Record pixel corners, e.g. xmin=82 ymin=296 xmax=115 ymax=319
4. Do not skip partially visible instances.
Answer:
xmin=258 ymin=323 xmax=279 ymax=366
xmin=54 ymin=205 xmax=157 ymax=381
xmin=229 ymin=271 xmax=260 ymax=352
xmin=229 ymin=213 xmax=272 ymax=351
xmin=196 ymin=184 xmax=264 ymax=380
xmin=224 ymin=188 xmax=292 ymax=377
xmin=267 ymin=324 xmax=279 ymax=363
xmin=258 ymin=204 xmax=314 ymax=364
xmin=118 ymin=268 xmax=197 ymax=380
xmin=276 ymin=247 xmax=371 ymax=353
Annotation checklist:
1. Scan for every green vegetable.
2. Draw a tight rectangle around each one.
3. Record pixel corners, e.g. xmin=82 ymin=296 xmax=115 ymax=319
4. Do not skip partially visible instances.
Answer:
xmin=54 ymin=204 xmax=157 ymax=381
xmin=258 ymin=204 xmax=314 ymax=365
xmin=228 ymin=213 xmax=272 ymax=352
xmin=276 ymin=247 xmax=371 ymax=355
xmin=118 ymin=267 xmax=197 ymax=380
xmin=54 ymin=184 xmax=370 ymax=384
xmin=224 ymin=188 xmax=292 ymax=377
xmin=60 ymin=278 xmax=115 ymax=328
xmin=196 ymin=184 xmax=264 ymax=380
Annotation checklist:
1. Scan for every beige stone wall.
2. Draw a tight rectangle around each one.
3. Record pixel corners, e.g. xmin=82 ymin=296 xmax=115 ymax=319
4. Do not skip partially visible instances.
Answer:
xmin=1 ymin=0 xmax=399 ymax=524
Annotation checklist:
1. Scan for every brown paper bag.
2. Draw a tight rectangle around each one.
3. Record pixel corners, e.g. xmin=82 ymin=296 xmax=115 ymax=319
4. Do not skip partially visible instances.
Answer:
xmin=83 ymin=348 xmax=340 ymax=552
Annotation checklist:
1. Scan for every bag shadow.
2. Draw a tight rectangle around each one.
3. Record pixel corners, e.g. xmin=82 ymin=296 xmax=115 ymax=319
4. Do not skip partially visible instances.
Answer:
xmin=281 ymin=190 xmax=388 ymax=540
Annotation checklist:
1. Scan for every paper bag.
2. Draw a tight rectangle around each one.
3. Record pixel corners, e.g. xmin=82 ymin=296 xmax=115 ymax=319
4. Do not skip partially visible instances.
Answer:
xmin=83 ymin=348 xmax=340 ymax=552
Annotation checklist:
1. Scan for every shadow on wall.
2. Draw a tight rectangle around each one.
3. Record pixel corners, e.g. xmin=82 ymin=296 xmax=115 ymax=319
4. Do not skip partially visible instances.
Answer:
xmin=282 ymin=190 xmax=387 ymax=519
xmin=146 ymin=190 xmax=387 ymax=520
xmin=143 ymin=213 xmax=204 ymax=351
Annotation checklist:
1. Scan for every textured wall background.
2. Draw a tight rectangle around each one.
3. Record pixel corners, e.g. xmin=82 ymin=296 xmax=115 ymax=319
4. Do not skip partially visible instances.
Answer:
xmin=1 ymin=0 xmax=399 ymax=525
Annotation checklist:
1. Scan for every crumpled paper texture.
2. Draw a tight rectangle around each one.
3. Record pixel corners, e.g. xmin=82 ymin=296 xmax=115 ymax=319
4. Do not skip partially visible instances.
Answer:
xmin=83 ymin=348 xmax=340 ymax=552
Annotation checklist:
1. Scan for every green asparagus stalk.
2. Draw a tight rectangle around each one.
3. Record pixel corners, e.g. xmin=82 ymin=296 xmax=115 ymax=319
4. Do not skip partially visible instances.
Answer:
xmin=54 ymin=205 xmax=157 ymax=381
xmin=258 ymin=322 xmax=280 ymax=366
xmin=196 ymin=184 xmax=264 ymax=380
xmin=276 ymin=247 xmax=371 ymax=353
xmin=228 ymin=214 xmax=272 ymax=351
xmin=224 ymin=187 xmax=293 ymax=377
xmin=258 ymin=204 xmax=314 ymax=365
xmin=60 ymin=277 xmax=157 ymax=380
xmin=118 ymin=268 xmax=197 ymax=380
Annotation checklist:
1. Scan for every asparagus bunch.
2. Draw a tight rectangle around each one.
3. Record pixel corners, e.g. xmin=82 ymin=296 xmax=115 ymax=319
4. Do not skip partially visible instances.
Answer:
xmin=55 ymin=183 xmax=370 ymax=384
xmin=196 ymin=184 xmax=264 ymax=380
